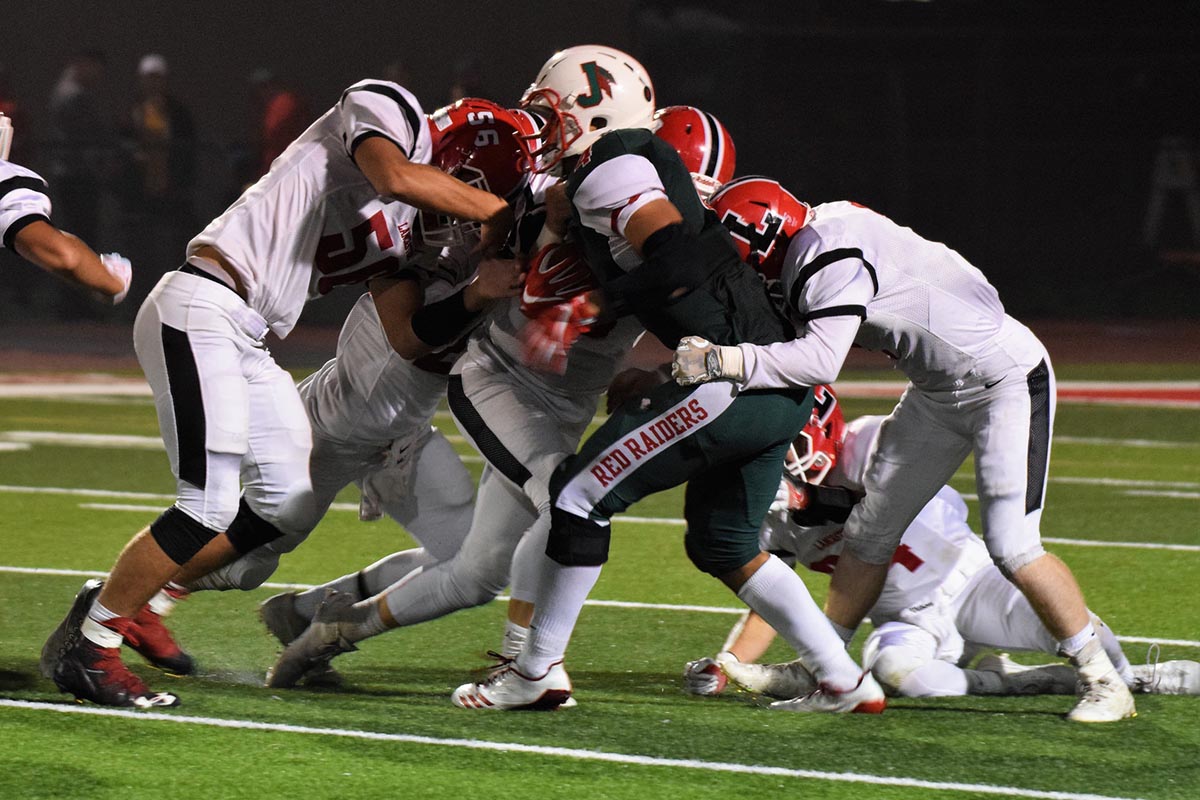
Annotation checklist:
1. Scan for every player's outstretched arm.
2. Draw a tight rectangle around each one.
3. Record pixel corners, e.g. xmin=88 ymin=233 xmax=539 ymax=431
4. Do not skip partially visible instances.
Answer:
xmin=353 ymin=136 xmax=513 ymax=253
xmin=13 ymin=220 xmax=131 ymax=304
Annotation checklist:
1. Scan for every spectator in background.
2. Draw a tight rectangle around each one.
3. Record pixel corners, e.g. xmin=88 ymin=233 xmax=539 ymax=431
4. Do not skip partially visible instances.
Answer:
xmin=47 ymin=50 xmax=114 ymax=248
xmin=250 ymin=68 xmax=310 ymax=178
xmin=118 ymin=54 xmax=197 ymax=305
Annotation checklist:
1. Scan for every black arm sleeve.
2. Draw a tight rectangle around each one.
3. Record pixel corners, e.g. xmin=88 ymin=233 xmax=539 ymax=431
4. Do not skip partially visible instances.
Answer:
xmin=409 ymin=288 xmax=482 ymax=348
xmin=603 ymin=222 xmax=709 ymax=318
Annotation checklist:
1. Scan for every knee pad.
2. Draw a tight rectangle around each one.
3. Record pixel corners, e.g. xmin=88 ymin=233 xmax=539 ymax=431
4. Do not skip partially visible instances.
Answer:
xmin=862 ymin=624 xmax=935 ymax=694
xmin=545 ymin=506 xmax=611 ymax=566
xmin=225 ymin=497 xmax=287 ymax=555
xmin=150 ymin=506 xmax=221 ymax=566
xmin=994 ymin=544 xmax=1046 ymax=579
xmin=868 ymin=646 xmax=923 ymax=695
xmin=683 ymin=528 xmax=760 ymax=577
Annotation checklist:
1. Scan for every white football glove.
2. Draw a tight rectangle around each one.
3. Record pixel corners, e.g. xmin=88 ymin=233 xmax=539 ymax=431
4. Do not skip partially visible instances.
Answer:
xmin=671 ymin=336 xmax=745 ymax=385
xmin=99 ymin=253 xmax=133 ymax=305
xmin=683 ymin=651 xmax=738 ymax=696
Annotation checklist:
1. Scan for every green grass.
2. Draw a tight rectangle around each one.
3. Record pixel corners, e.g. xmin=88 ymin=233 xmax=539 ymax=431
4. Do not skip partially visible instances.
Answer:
xmin=0 ymin=378 xmax=1198 ymax=800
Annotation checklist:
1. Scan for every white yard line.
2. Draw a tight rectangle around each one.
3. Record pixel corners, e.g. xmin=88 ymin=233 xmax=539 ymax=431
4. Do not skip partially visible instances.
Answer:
xmin=1 ymin=565 xmax=1196 ymax=649
xmin=0 ymin=483 xmax=1195 ymax=553
xmin=0 ymin=699 xmax=1147 ymax=800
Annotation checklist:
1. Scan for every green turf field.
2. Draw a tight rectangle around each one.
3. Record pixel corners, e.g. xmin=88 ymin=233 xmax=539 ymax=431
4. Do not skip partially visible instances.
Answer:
xmin=1 ymin=377 xmax=1198 ymax=800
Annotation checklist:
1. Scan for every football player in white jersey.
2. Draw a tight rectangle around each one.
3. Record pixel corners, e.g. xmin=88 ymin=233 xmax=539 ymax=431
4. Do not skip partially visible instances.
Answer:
xmin=0 ymin=113 xmax=132 ymax=303
xmin=673 ymin=177 xmax=1135 ymax=722
xmin=260 ymin=103 xmax=740 ymax=690
xmin=684 ymin=395 xmax=1197 ymax=701
xmin=41 ymin=81 xmax=526 ymax=709
xmin=149 ymin=101 xmax=535 ymax=685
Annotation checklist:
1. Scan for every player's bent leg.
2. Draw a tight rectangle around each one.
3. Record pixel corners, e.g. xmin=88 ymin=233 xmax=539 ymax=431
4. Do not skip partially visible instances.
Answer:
xmin=831 ymin=389 xmax=970 ymax=633
xmin=862 ymin=622 xmax=1004 ymax=697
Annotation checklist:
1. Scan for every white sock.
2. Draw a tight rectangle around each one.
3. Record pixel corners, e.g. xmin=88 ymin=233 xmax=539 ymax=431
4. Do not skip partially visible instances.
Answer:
xmin=293 ymin=548 xmax=434 ymax=621
xmin=736 ymin=555 xmax=862 ymax=689
xmin=1093 ymin=616 xmax=1134 ymax=683
xmin=1058 ymin=622 xmax=1096 ymax=658
xmin=501 ymin=619 xmax=530 ymax=659
xmin=336 ymin=598 xmax=389 ymax=644
xmin=517 ymin=556 xmax=602 ymax=677
xmin=148 ymin=589 xmax=176 ymax=616
xmin=82 ymin=601 xmax=122 ymax=647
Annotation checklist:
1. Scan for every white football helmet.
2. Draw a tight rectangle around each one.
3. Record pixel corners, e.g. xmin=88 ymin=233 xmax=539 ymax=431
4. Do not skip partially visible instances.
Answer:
xmin=520 ymin=45 xmax=656 ymax=174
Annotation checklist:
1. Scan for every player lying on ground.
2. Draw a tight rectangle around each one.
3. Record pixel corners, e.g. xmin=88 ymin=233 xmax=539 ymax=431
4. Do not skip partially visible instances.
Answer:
xmin=261 ymin=104 xmax=736 ymax=690
xmin=452 ymin=45 xmax=882 ymax=714
xmin=1 ymin=113 xmax=131 ymax=303
xmin=682 ymin=399 xmax=1200 ymax=700
xmin=40 ymin=78 xmax=521 ymax=709
xmin=671 ymin=176 xmax=1134 ymax=722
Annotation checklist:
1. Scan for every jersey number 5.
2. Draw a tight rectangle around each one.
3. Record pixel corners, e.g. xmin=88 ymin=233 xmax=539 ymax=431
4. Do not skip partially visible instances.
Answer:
xmin=314 ymin=210 xmax=402 ymax=294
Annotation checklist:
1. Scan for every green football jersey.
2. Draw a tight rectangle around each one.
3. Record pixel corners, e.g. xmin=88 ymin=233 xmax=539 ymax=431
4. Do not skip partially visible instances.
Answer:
xmin=565 ymin=129 xmax=792 ymax=348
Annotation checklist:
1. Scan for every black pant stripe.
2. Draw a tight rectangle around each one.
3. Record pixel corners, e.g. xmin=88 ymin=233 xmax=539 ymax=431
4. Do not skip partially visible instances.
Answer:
xmin=1025 ymin=359 xmax=1051 ymax=514
xmin=447 ymin=375 xmax=532 ymax=488
xmin=160 ymin=323 xmax=207 ymax=490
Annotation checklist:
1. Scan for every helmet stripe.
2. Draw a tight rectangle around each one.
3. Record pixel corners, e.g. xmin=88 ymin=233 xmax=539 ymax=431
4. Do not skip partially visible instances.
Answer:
xmin=700 ymin=110 xmax=721 ymax=178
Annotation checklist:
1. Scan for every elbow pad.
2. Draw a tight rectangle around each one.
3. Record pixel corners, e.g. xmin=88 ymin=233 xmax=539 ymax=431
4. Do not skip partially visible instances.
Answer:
xmin=606 ymin=223 xmax=708 ymax=317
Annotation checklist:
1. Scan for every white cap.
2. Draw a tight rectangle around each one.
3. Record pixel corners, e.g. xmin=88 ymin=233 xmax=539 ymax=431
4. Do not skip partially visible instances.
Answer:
xmin=138 ymin=54 xmax=168 ymax=76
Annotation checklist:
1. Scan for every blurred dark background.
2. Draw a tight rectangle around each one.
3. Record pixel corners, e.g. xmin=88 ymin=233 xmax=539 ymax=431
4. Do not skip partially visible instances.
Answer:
xmin=3 ymin=0 xmax=1199 ymax=329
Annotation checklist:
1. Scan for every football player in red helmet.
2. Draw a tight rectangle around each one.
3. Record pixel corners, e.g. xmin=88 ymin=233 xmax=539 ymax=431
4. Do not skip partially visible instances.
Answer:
xmin=785 ymin=384 xmax=844 ymax=486
xmin=420 ymin=98 xmax=537 ymax=248
xmin=709 ymin=175 xmax=810 ymax=284
xmin=41 ymin=77 xmax=530 ymax=709
xmin=673 ymin=169 xmax=1138 ymax=721
xmin=652 ymin=105 xmax=737 ymax=203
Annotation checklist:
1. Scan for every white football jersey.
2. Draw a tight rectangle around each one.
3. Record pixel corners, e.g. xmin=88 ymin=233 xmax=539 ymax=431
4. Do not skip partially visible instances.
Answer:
xmin=762 ymin=485 xmax=991 ymax=623
xmin=188 ymin=80 xmax=432 ymax=338
xmin=761 ymin=414 xmax=992 ymax=622
xmin=777 ymin=202 xmax=1007 ymax=391
xmin=477 ymin=171 xmax=644 ymax=397
xmin=301 ymin=246 xmax=482 ymax=446
xmin=0 ymin=160 xmax=52 ymax=249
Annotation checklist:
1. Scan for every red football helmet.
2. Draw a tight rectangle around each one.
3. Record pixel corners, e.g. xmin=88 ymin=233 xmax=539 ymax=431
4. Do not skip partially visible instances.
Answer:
xmin=509 ymin=107 xmax=547 ymax=173
xmin=785 ymin=385 xmax=845 ymax=485
xmin=652 ymin=105 xmax=736 ymax=203
xmin=710 ymin=176 xmax=810 ymax=282
xmin=422 ymin=98 xmax=536 ymax=247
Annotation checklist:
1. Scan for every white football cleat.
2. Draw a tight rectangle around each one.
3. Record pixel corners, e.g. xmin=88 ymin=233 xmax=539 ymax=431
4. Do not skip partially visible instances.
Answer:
xmin=452 ymin=660 xmax=572 ymax=710
xmin=721 ymin=658 xmax=817 ymax=699
xmin=769 ymin=671 xmax=886 ymax=714
xmin=260 ymin=591 xmax=344 ymax=686
xmin=1067 ymin=639 xmax=1136 ymax=723
xmin=265 ymin=592 xmax=358 ymax=689
xmin=975 ymin=653 xmax=1076 ymax=695
xmin=1131 ymin=660 xmax=1200 ymax=695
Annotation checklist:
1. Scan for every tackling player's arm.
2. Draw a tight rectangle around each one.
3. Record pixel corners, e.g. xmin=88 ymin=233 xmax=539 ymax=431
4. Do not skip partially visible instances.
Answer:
xmin=673 ymin=258 xmax=871 ymax=387
xmin=12 ymin=220 xmax=131 ymax=303
xmin=370 ymin=255 xmax=522 ymax=360
xmin=353 ymin=136 xmax=513 ymax=253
